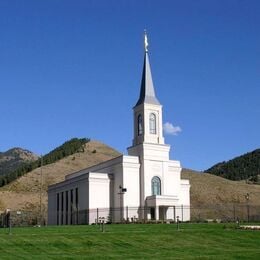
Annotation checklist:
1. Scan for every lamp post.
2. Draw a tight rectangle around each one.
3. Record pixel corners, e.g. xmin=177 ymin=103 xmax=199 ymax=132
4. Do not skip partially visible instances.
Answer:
xmin=245 ymin=193 xmax=250 ymax=222
xmin=118 ymin=186 xmax=127 ymax=223
xmin=5 ymin=209 xmax=11 ymax=235
xmin=101 ymin=217 xmax=105 ymax=232
xmin=39 ymin=155 xmax=43 ymax=226
xmin=98 ymin=217 xmax=105 ymax=232
xmin=176 ymin=216 xmax=180 ymax=231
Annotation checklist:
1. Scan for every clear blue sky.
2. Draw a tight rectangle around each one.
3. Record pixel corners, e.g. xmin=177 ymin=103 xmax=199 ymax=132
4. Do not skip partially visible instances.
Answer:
xmin=0 ymin=0 xmax=259 ymax=171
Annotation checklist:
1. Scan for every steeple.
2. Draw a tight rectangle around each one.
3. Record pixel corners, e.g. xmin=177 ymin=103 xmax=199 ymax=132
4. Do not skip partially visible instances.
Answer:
xmin=129 ymin=31 xmax=165 ymax=147
xmin=135 ymin=31 xmax=160 ymax=107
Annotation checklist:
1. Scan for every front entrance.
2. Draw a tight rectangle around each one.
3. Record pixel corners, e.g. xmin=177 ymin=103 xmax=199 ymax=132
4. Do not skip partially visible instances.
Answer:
xmin=150 ymin=206 xmax=167 ymax=220
xmin=159 ymin=206 xmax=166 ymax=220
xmin=146 ymin=195 xmax=179 ymax=220
xmin=150 ymin=207 xmax=155 ymax=220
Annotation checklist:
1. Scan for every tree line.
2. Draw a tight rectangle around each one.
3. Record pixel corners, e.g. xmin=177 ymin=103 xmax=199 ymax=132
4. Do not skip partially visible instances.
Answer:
xmin=0 ymin=138 xmax=90 ymax=187
xmin=205 ymin=149 xmax=260 ymax=182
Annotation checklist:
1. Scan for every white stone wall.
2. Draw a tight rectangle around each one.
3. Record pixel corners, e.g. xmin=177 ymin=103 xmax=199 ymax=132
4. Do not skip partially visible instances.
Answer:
xmin=48 ymin=155 xmax=141 ymax=224
xmin=179 ymin=180 xmax=191 ymax=221
xmin=88 ymin=173 xmax=111 ymax=209
xmin=166 ymin=161 xmax=181 ymax=196
xmin=47 ymin=174 xmax=88 ymax=225
xmin=88 ymin=173 xmax=111 ymax=224
xmin=121 ymin=156 xmax=140 ymax=220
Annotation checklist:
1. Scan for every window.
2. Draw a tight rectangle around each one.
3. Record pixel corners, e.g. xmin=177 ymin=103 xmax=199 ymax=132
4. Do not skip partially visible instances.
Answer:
xmin=149 ymin=113 xmax=156 ymax=134
xmin=152 ymin=176 xmax=161 ymax=195
xmin=65 ymin=191 xmax=68 ymax=225
xmin=75 ymin=188 xmax=79 ymax=224
xmin=76 ymin=188 xmax=78 ymax=209
xmin=56 ymin=193 xmax=59 ymax=225
xmin=61 ymin=192 xmax=64 ymax=225
xmin=70 ymin=189 xmax=73 ymax=225
xmin=138 ymin=114 xmax=143 ymax=136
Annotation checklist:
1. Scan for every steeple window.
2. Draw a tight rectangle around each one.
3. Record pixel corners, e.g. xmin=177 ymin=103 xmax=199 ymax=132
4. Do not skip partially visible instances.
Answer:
xmin=138 ymin=114 xmax=143 ymax=136
xmin=149 ymin=113 xmax=156 ymax=134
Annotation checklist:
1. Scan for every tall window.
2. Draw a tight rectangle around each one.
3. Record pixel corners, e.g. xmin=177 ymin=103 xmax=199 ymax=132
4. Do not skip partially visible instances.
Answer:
xmin=75 ymin=188 xmax=79 ymax=224
xmin=56 ymin=193 xmax=59 ymax=225
xmin=70 ymin=189 xmax=73 ymax=225
xmin=65 ymin=191 xmax=68 ymax=225
xmin=149 ymin=113 xmax=156 ymax=134
xmin=61 ymin=192 xmax=64 ymax=225
xmin=152 ymin=176 xmax=161 ymax=195
xmin=138 ymin=114 xmax=143 ymax=136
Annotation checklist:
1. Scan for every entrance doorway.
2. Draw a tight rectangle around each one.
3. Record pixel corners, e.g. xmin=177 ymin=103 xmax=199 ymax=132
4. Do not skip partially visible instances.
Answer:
xmin=159 ymin=206 xmax=166 ymax=220
xmin=150 ymin=207 xmax=155 ymax=220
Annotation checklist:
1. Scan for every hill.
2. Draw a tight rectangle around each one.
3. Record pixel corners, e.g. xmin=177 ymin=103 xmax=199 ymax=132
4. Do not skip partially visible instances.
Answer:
xmin=0 ymin=138 xmax=89 ymax=187
xmin=205 ymin=149 xmax=260 ymax=182
xmin=182 ymin=168 xmax=260 ymax=220
xmin=0 ymin=140 xmax=120 ymax=212
xmin=0 ymin=143 xmax=260 ymax=222
xmin=182 ymin=168 xmax=260 ymax=207
xmin=0 ymin=148 xmax=39 ymax=176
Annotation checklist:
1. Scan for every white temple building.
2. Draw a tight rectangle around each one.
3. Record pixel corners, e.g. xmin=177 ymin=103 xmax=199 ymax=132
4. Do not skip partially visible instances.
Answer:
xmin=48 ymin=33 xmax=190 ymax=225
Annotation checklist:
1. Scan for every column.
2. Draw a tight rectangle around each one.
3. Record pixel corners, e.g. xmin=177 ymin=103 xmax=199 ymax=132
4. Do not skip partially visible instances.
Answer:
xmin=155 ymin=206 xmax=159 ymax=220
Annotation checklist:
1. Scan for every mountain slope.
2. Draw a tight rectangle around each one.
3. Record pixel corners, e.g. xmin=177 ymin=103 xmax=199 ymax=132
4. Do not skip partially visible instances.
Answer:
xmin=182 ymin=168 xmax=260 ymax=220
xmin=182 ymin=168 xmax=260 ymax=207
xmin=0 ymin=148 xmax=39 ymax=176
xmin=1 ymin=143 xmax=260 ymax=222
xmin=0 ymin=140 xmax=120 ymax=211
xmin=0 ymin=138 xmax=89 ymax=187
xmin=205 ymin=149 xmax=260 ymax=181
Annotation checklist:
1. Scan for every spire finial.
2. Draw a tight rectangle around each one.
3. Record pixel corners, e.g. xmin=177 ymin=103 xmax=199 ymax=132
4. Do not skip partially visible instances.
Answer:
xmin=144 ymin=29 xmax=148 ymax=53
xmin=135 ymin=30 xmax=160 ymax=107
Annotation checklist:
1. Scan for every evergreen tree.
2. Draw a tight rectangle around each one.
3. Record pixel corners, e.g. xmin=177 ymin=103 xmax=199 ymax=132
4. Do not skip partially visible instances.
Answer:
xmin=0 ymin=137 xmax=90 ymax=188
xmin=205 ymin=149 xmax=260 ymax=181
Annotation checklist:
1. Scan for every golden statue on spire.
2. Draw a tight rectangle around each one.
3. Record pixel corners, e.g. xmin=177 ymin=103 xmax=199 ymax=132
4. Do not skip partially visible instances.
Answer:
xmin=144 ymin=30 xmax=148 ymax=52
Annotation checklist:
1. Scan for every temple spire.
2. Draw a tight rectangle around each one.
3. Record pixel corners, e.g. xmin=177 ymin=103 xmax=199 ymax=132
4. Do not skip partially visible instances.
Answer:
xmin=135 ymin=31 xmax=160 ymax=107
xmin=144 ymin=30 xmax=148 ymax=52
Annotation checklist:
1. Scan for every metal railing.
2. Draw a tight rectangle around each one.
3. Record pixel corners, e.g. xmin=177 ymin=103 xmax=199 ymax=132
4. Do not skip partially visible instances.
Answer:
xmin=1 ymin=203 xmax=260 ymax=227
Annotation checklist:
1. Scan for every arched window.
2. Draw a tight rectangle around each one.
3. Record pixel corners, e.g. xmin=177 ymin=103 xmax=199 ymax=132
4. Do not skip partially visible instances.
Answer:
xmin=138 ymin=114 xmax=143 ymax=136
xmin=149 ymin=113 xmax=156 ymax=134
xmin=151 ymin=176 xmax=161 ymax=195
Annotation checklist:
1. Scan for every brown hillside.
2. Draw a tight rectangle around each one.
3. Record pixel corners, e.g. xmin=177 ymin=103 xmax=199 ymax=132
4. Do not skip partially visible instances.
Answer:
xmin=0 ymin=140 xmax=120 ymax=212
xmin=1 ymin=144 xmax=260 ymax=221
xmin=182 ymin=168 xmax=260 ymax=220
xmin=182 ymin=168 xmax=260 ymax=207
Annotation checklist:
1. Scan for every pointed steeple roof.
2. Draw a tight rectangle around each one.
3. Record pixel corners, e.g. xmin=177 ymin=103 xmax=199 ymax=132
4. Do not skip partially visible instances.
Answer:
xmin=135 ymin=32 xmax=161 ymax=107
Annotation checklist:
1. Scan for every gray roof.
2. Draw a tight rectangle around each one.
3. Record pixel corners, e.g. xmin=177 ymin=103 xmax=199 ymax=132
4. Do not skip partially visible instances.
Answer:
xmin=135 ymin=52 xmax=161 ymax=107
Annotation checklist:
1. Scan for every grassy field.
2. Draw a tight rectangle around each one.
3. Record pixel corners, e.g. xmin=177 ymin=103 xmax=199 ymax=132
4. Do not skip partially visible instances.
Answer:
xmin=0 ymin=224 xmax=260 ymax=259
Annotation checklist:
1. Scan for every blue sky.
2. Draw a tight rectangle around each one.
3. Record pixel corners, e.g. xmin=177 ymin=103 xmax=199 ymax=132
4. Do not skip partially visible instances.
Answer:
xmin=0 ymin=0 xmax=259 ymax=171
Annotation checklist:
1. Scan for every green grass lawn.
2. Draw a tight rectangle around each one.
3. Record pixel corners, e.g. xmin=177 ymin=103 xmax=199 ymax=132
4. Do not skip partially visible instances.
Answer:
xmin=0 ymin=223 xmax=260 ymax=259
